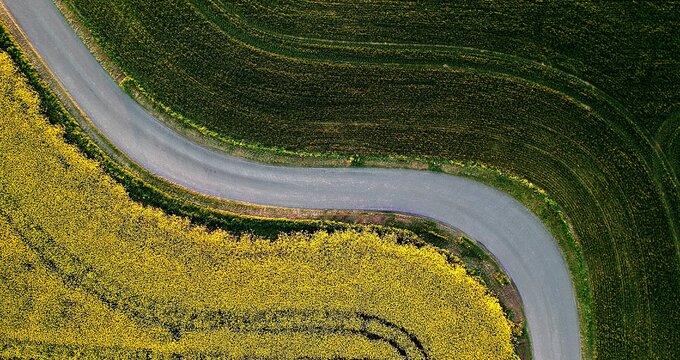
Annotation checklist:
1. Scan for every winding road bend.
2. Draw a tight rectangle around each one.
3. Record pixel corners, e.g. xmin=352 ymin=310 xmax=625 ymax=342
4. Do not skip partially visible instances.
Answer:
xmin=2 ymin=1 xmax=580 ymax=359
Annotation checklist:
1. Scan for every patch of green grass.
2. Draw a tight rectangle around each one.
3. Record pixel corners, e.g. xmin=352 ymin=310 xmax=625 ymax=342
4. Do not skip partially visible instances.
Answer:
xmin=457 ymin=236 xmax=490 ymax=262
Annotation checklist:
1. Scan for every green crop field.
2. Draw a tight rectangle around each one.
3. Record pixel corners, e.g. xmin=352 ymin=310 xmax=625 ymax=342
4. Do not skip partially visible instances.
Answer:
xmin=58 ymin=1 xmax=680 ymax=358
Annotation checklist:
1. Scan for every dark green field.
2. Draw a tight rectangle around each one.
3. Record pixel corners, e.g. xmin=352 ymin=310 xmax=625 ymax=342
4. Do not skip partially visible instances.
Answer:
xmin=60 ymin=0 xmax=679 ymax=358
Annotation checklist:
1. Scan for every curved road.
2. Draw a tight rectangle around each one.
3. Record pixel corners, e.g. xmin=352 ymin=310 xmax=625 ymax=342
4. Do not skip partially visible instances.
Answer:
xmin=2 ymin=1 xmax=579 ymax=359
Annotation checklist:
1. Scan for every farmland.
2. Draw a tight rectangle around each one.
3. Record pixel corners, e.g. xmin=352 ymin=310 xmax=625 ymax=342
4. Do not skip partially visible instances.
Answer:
xmin=0 ymin=49 xmax=519 ymax=359
xmin=56 ymin=0 xmax=680 ymax=358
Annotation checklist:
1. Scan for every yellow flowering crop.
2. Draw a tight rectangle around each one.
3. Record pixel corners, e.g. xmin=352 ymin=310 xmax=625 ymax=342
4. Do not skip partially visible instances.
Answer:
xmin=0 ymin=50 xmax=517 ymax=359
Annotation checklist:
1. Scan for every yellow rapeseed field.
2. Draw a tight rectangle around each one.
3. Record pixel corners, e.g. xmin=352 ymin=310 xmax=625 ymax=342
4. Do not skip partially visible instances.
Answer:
xmin=0 ymin=50 xmax=517 ymax=358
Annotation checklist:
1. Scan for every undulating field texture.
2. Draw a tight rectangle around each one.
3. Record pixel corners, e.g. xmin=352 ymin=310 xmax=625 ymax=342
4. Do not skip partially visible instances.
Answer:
xmin=0 ymin=50 xmax=517 ymax=359
xmin=60 ymin=1 xmax=680 ymax=358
